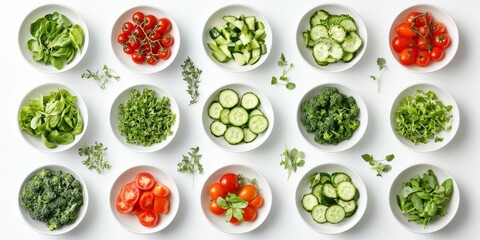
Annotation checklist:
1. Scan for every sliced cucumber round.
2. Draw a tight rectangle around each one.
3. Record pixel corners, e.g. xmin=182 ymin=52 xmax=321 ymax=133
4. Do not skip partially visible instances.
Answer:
xmin=218 ymin=89 xmax=239 ymax=108
xmin=243 ymin=128 xmax=257 ymax=143
xmin=325 ymin=205 xmax=345 ymax=224
xmin=241 ymin=92 xmax=260 ymax=110
xmin=248 ymin=115 xmax=269 ymax=134
xmin=224 ymin=126 xmax=244 ymax=145
xmin=210 ymin=121 xmax=227 ymax=137
xmin=228 ymin=107 xmax=249 ymax=126
xmin=208 ymin=101 xmax=223 ymax=119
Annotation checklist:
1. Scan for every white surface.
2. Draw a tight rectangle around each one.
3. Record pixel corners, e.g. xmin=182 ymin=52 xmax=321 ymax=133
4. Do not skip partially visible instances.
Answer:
xmin=2 ymin=0 xmax=478 ymax=239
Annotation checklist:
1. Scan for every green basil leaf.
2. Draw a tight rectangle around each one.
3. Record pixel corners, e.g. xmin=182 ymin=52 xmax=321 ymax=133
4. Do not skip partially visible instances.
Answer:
xmin=224 ymin=208 xmax=233 ymax=222
xmin=233 ymin=208 xmax=244 ymax=222
xmin=72 ymin=111 xmax=83 ymax=135
xmin=69 ymin=25 xmax=84 ymax=51
xmin=216 ymin=197 xmax=228 ymax=209
xmin=41 ymin=133 xmax=57 ymax=149
xmin=54 ymin=132 xmax=74 ymax=144
xmin=51 ymin=57 xmax=63 ymax=70
xmin=442 ymin=179 xmax=453 ymax=197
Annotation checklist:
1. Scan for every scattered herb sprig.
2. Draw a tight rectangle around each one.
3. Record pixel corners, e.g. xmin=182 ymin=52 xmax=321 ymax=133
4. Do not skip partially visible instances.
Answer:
xmin=177 ymin=146 xmax=203 ymax=188
xmin=280 ymin=145 xmax=305 ymax=180
xmin=81 ymin=65 xmax=120 ymax=89
xmin=271 ymin=53 xmax=295 ymax=90
xmin=217 ymin=193 xmax=249 ymax=222
xmin=78 ymin=142 xmax=111 ymax=174
xmin=370 ymin=58 xmax=387 ymax=92
xmin=237 ymin=174 xmax=258 ymax=188
xmin=361 ymin=153 xmax=394 ymax=177
xmin=181 ymin=57 xmax=202 ymax=105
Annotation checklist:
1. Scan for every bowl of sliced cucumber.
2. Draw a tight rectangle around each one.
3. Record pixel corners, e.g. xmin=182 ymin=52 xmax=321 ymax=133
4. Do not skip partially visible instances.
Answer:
xmin=295 ymin=163 xmax=367 ymax=234
xmin=296 ymin=3 xmax=367 ymax=72
xmin=202 ymin=83 xmax=274 ymax=152
xmin=202 ymin=4 xmax=272 ymax=72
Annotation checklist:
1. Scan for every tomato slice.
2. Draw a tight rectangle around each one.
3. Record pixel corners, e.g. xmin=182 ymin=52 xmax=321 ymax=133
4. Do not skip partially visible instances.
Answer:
xmin=152 ymin=182 xmax=170 ymax=197
xmin=120 ymin=182 xmax=140 ymax=206
xmin=116 ymin=195 xmax=134 ymax=214
xmin=249 ymin=195 xmax=264 ymax=208
xmin=153 ymin=196 xmax=170 ymax=214
xmin=139 ymin=191 xmax=155 ymax=211
xmin=135 ymin=172 xmax=155 ymax=191
xmin=137 ymin=211 xmax=159 ymax=228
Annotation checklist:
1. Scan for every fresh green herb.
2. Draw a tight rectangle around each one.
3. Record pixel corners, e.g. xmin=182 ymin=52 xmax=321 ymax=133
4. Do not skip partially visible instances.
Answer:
xmin=271 ymin=53 xmax=295 ymax=90
xmin=19 ymin=168 xmax=84 ymax=230
xmin=18 ymin=89 xmax=84 ymax=148
xmin=397 ymin=169 xmax=454 ymax=228
xmin=280 ymin=145 xmax=305 ymax=180
xmin=78 ymin=142 xmax=111 ymax=174
xmin=237 ymin=174 xmax=258 ymax=188
xmin=361 ymin=154 xmax=395 ymax=177
xmin=300 ymin=87 xmax=360 ymax=145
xmin=308 ymin=172 xmax=331 ymax=189
xmin=181 ymin=57 xmax=202 ymax=105
xmin=27 ymin=12 xmax=84 ymax=70
xmin=370 ymin=58 xmax=387 ymax=92
xmin=395 ymin=90 xmax=453 ymax=144
xmin=81 ymin=65 xmax=120 ymax=89
xmin=177 ymin=146 xmax=203 ymax=188
xmin=217 ymin=193 xmax=249 ymax=222
xmin=118 ymin=88 xmax=176 ymax=147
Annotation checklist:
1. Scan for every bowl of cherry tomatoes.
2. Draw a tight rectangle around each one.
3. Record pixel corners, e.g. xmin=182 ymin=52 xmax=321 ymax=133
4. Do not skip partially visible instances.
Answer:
xmin=111 ymin=6 xmax=180 ymax=74
xmin=200 ymin=164 xmax=272 ymax=234
xmin=389 ymin=4 xmax=458 ymax=73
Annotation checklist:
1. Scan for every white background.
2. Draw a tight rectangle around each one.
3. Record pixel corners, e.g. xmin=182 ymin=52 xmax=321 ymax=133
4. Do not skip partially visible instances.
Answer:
xmin=1 ymin=0 xmax=478 ymax=239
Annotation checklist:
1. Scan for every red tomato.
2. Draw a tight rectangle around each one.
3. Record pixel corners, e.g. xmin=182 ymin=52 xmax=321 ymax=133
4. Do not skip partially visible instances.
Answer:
xmin=116 ymin=195 xmax=134 ymax=214
xmin=139 ymin=191 xmax=155 ymax=211
xmin=249 ymin=195 xmax=264 ymax=208
xmin=157 ymin=18 xmax=172 ymax=33
xmin=209 ymin=200 xmax=226 ymax=215
xmin=117 ymin=33 xmax=128 ymax=44
xmin=417 ymin=37 xmax=432 ymax=50
xmin=120 ymin=182 xmax=140 ymax=206
xmin=122 ymin=21 xmax=135 ymax=35
xmin=431 ymin=22 xmax=446 ymax=35
xmin=229 ymin=216 xmax=240 ymax=225
xmin=137 ymin=211 xmax=159 ymax=227
xmin=149 ymin=30 xmax=162 ymax=41
xmin=152 ymin=182 xmax=170 ymax=197
xmin=160 ymin=33 xmax=174 ymax=47
xmin=157 ymin=48 xmax=171 ymax=60
xmin=146 ymin=53 xmax=158 ymax=65
xmin=144 ymin=15 xmax=157 ymax=30
xmin=434 ymin=33 xmax=451 ymax=48
xmin=418 ymin=25 xmax=429 ymax=37
xmin=429 ymin=46 xmax=445 ymax=61
xmin=391 ymin=36 xmax=414 ymax=53
xmin=238 ymin=185 xmax=258 ymax=202
xmin=132 ymin=12 xmax=145 ymax=25
xmin=150 ymin=41 xmax=160 ymax=53
xmin=396 ymin=23 xmax=417 ymax=38
xmin=131 ymin=49 xmax=146 ymax=64
xmin=135 ymin=172 xmax=155 ymax=191
xmin=128 ymin=38 xmax=140 ymax=51
xmin=423 ymin=12 xmax=433 ymax=26
xmin=219 ymin=173 xmax=239 ymax=193
xmin=209 ymin=182 xmax=227 ymax=200
xmin=405 ymin=11 xmax=424 ymax=27
xmin=399 ymin=47 xmax=418 ymax=65
xmin=243 ymin=206 xmax=257 ymax=222
xmin=133 ymin=26 xmax=146 ymax=39
xmin=416 ymin=50 xmax=430 ymax=67
xmin=153 ymin=197 xmax=170 ymax=214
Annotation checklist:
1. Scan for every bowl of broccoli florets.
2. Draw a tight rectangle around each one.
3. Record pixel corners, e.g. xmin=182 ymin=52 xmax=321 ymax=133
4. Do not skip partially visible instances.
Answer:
xmin=297 ymin=83 xmax=368 ymax=152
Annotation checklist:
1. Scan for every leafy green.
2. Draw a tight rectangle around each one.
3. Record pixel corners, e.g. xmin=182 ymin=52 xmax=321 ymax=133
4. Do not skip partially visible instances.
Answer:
xmin=271 ymin=53 xmax=295 ymax=90
xmin=181 ymin=57 xmax=202 ymax=105
xmin=19 ymin=168 xmax=84 ymax=231
xmin=217 ymin=193 xmax=249 ymax=222
xmin=18 ymin=89 xmax=84 ymax=148
xmin=395 ymin=90 xmax=453 ymax=144
xmin=280 ymin=145 xmax=305 ymax=180
xmin=361 ymin=153 xmax=395 ymax=177
xmin=396 ymin=169 xmax=454 ymax=228
xmin=78 ymin=142 xmax=111 ymax=174
xmin=27 ymin=12 xmax=84 ymax=70
xmin=118 ymin=88 xmax=176 ymax=147
xmin=81 ymin=65 xmax=120 ymax=89
xmin=177 ymin=146 xmax=203 ymax=188
xmin=300 ymin=87 xmax=360 ymax=145
xmin=370 ymin=58 xmax=387 ymax=92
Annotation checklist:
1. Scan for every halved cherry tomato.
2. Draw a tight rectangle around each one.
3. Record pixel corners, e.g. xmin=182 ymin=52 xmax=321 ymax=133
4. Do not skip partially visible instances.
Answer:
xmin=238 ymin=185 xmax=258 ymax=202
xmin=248 ymin=195 xmax=264 ymax=208
xmin=137 ymin=211 xmax=159 ymax=227
xmin=157 ymin=18 xmax=172 ymax=34
xmin=157 ymin=48 xmax=171 ymax=60
xmin=135 ymin=172 xmax=155 ymax=191
xmin=399 ymin=47 xmax=418 ymax=65
xmin=209 ymin=182 xmax=227 ymax=200
xmin=122 ymin=21 xmax=135 ymax=35
xmin=209 ymin=200 xmax=226 ymax=215
xmin=120 ymin=182 xmax=140 ymax=206
xmin=139 ymin=191 xmax=155 ymax=211
xmin=219 ymin=173 xmax=239 ymax=193
xmin=416 ymin=50 xmax=430 ymax=67
xmin=429 ymin=46 xmax=445 ymax=61
xmin=132 ymin=12 xmax=145 ymax=25
xmin=434 ymin=33 xmax=451 ymax=48
xmin=431 ymin=22 xmax=446 ymax=35
xmin=243 ymin=206 xmax=257 ymax=222
xmin=153 ymin=196 xmax=170 ymax=214
xmin=144 ymin=15 xmax=157 ymax=30
xmin=229 ymin=216 xmax=240 ymax=225
xmin=131 ymin=49 xmax=146 ymax=64
xmin=391 ymin=36 xmax=414 ymax=53
xmin=116 ymin=195 xmax=134 ymax=214
xmin=152 ymin=182 xmax=170 ymax=197
xmin=160 ymin=33 xmax=174 ymax=47
xmin=396 ymin=23 xmax=417 ymax=38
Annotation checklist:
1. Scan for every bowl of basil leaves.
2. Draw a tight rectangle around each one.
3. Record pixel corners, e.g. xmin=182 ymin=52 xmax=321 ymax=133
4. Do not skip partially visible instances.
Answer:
xmin=18 ymin=4 xmax=89 ymax=73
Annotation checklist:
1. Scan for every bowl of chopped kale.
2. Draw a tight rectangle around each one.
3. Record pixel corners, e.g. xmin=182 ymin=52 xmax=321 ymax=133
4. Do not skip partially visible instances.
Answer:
xmin=18 ymin=165 xmax=88 ymax=235
xmin=297 ymin=83 xmax=368 ymax=152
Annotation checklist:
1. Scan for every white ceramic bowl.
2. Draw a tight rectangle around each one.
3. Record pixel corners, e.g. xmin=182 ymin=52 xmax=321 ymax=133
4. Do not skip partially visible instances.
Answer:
xmin=18 ymin=83 xmax=88 ymax=153
xmin=110 ymin=165 xmax=179 ymax=234
xmin=200 ymin=164 xmax=272 ymax=234
xmin=389 ymin=163 xmax=460 ymax=233
xmin=296 ymin=3 xmax=367 ymax=73
xmin=202 ymin=4 xmax=272 ymax=72
xmin=295 ymin=163 xmax=367 ymax=234
xmin=389 ymin=4 xmax=458 ymax=73
xmin=390 ymin=83 xmax=459 ymax=152
xmin=18 ymin=165 xmax=89 ymax=235
xmin=110 ymin=84 xmax=180 ymax=152
xmin=297 ymin=83 xmax=368 ymax=152
xmin=202 ymin=83 xmax=274 ymax=152
xmin=18 ymin=4 xmax=89 ymax=73
xmin=111 ymin=6 xmax=180 ymax=74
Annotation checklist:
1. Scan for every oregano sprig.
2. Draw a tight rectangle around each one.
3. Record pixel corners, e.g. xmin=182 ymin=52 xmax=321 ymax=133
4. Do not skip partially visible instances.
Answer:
xmin=81 ymin=65 xmax=120 ymax=89
xmin=181 ymin=57 xmax=202 ymax=105
xmin=177 ymin=146 xmax=203 ymax=188
xmin=78 ymin=142 xmax=111 ymax=174
xmin=280 ymin=145 xmax=305 ymax=180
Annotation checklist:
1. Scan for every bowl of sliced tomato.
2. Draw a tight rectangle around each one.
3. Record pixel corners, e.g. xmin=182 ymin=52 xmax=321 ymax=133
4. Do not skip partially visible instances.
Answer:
xmin=389 ymin=4 xmax=458 ymax=73
xmin=109 ymin=165 xmax=179 ymax=234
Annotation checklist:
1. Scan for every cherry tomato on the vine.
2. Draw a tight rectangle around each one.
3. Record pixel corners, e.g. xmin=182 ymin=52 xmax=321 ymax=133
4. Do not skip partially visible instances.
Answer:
xmin=160 ymin=33 xmax=174 ymax=47
xmin=122 ymin=21 xmax=135 ymax=35
xmin=399 ymin=47 xmax=418 ymax=65
xmin=429 ymin=46 xmax=445 ymax=61
xmin=133 ymin=26 xmax=146 ymax=39
xmin=144 ymin=15 xmax=157 ymax=30
xmin=416 ymin=50 xmax=430 ymax=67
xmin=405 ymin=11 xmax=424 ymax=27
xmin=157 ymin=48 xmax=171 ymax=60
xmin=396 ymin=23 xmax=417 ymax=38
xmin=131 ymin=49 xmax=146 ymax=64
xmin=132 ymin=12 xmax=145 ymax=25
xmin=117 ymin=33 xmax=128 ymax=44
xmin=434 ymin=33 xmax=451 ymax=48
xmin=157 ymin=18 xmax=172 ymax=33
xmin=431 ymin=22 xmax=446 ymax=35
xmin=417 ymin=37 xmax=432 ymax=50
xmin=146 ymin=53 xmax=158 ymax=65
xmin=391 ymin=36 xmax=414 ymax=53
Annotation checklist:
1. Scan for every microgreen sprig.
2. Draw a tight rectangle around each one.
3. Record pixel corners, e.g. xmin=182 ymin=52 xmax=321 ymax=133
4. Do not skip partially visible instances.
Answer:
xmin=81 ymin=65 xmax=120 ymax=89
xmin=280 ymin=145 xmax=305 ymax=180
xmin=177 ymin=146 xmax=203 ymax=188
xmin=370 ymin=58 xmax=387 ymax=92
xmin=272 ymin=53 xmax=295 ymax=90
xmin=78 ymin=142 xmax=111 ymax=174
xmin=361 ymin=153 xmax=394 ymax=177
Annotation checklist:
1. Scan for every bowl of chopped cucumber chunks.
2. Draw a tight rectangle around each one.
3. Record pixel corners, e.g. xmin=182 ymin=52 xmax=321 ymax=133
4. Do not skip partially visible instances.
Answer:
xmin=202 ymin=4 xmax=272 ymax=72
xmin=296 ymin=163 xmax=367 ymax=234
xmin=202 ymin=83 xmax=274 ymax=152
xmin=296 ymin=3 xmax=367 ymax=72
